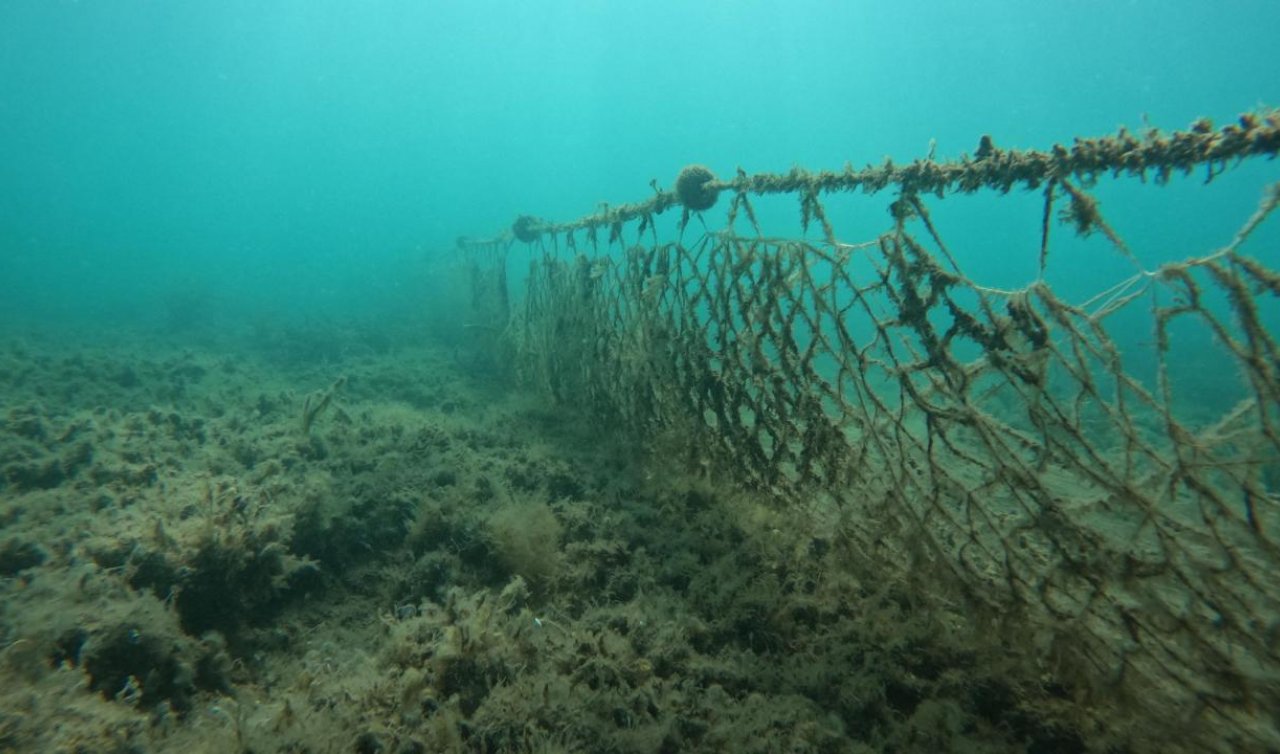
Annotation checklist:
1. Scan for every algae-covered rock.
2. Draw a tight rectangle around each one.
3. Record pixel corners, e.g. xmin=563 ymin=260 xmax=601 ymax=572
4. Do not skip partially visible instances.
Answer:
xmin=0 ymin=537 xmax=46 ymax=576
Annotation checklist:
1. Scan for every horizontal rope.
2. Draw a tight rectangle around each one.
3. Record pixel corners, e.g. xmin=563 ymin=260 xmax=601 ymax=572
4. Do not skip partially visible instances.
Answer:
xmin=461 ymin=110 xmax=1280 ymax=247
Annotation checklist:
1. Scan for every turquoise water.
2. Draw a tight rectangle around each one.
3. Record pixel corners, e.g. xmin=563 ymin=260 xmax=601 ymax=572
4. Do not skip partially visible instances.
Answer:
xmin=2 ymin=1 xmax=1277 ymax=335
xmin=4 ymin=5 xmax=1280 ymax=751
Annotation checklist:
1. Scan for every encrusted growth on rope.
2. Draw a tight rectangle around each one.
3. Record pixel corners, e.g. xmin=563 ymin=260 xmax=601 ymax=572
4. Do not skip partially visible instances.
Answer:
xmin=475 ymin=110 xmax=1280 ymax=245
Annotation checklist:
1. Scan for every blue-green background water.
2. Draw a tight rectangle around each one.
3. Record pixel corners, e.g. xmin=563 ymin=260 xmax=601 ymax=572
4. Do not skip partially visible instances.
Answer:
xmin=2 ymin=0 xmax=1277 ymax=335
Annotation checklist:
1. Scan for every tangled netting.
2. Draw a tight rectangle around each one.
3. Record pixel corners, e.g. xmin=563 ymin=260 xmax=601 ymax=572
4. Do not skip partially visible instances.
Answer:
xmin=459 ymin=112 xmax=1280 ymax=749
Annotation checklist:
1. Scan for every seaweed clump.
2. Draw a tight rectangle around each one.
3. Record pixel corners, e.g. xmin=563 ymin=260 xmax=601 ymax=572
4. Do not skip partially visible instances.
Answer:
xmin=485 ymin=501 xmax=563 ymax=592
xmin=675 ymin=164 xmax=720 ymax=211
xmin=512 ymin=215 xmax=542 ymax=243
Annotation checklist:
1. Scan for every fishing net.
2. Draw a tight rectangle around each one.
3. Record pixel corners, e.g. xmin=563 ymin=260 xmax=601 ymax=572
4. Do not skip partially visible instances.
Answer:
xmin=459 ymin=113 xmax=1280 ymax=749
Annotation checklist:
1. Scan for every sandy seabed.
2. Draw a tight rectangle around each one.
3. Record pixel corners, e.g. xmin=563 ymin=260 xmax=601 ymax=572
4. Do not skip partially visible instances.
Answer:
xmin=0 ymin=326 xmax=1086 ymax=754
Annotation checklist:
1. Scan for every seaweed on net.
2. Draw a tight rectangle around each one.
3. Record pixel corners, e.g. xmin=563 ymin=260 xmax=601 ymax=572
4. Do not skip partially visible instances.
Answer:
xmin=459 ymin=111 xmax=1280 ymax=751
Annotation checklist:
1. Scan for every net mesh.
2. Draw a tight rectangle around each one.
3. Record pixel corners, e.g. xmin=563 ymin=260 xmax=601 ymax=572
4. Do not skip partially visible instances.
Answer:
xmin=459 ymin=112 xmax=1280 ymax=748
